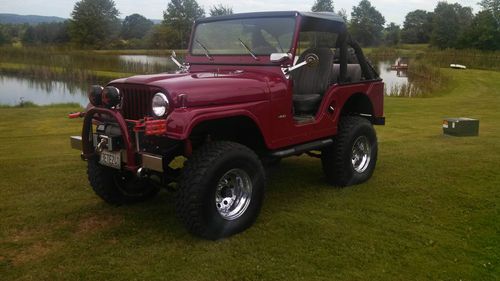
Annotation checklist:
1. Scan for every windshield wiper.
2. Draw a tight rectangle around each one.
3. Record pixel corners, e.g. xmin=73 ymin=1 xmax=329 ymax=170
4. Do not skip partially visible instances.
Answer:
xmin=195 ymin=39 xmax=213 ymax=60
xmin=238 ymin=38 xmax=258 ymax=61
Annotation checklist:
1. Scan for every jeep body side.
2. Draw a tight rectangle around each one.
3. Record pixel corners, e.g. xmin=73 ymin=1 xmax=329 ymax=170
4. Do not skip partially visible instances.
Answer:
xmin=70 ymin=11 xmax=385 ymax=239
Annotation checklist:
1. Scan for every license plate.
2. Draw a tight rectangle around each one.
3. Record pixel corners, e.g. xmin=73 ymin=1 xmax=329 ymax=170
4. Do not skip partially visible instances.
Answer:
xmin=99 ymin=150 xmax=121 ymax=169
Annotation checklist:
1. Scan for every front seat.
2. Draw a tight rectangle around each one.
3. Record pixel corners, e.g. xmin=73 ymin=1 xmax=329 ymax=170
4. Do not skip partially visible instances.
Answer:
xmin=291 ymin=48 xmax=334 ymax=115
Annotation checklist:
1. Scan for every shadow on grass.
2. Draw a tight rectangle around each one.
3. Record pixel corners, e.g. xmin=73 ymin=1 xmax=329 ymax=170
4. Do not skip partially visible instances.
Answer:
xmin=61 ymin=156 xmax=336 ymax=242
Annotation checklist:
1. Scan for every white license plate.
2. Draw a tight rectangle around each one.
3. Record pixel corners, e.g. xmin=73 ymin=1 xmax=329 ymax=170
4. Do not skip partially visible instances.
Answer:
xmin=99 ymin=150 xmax=121 ymax=169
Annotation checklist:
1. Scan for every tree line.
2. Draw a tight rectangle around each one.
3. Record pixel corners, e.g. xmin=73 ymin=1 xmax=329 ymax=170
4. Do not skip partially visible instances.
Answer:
xmin=0 ymin=0 xmax=498 ymax=50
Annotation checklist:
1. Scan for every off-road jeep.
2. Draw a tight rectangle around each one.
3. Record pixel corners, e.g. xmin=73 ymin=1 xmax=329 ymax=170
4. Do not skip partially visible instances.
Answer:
xmin=69 ymin=11 xmax=385 ymax=240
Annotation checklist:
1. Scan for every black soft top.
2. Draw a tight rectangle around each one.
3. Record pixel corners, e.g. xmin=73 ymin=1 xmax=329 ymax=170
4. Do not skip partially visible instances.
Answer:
xmin=195 ymin=11 xmax=345 ymax=24
xmin=195 ymin=11 xmax=346 ymax=33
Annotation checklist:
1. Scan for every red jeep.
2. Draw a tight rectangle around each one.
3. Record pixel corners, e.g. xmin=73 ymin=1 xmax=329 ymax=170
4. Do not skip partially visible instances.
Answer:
xmin=70 ymin=11 xmax=384 ymax=239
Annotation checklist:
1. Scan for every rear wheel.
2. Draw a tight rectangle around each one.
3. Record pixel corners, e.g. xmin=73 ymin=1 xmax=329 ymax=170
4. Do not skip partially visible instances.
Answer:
xmin=87 ymin=156 xmax=159 ymax=205
xmin=176 ymin=141 xmax=266 ymax=240
xmin=321 ymin=116 xmax=378 ymax=186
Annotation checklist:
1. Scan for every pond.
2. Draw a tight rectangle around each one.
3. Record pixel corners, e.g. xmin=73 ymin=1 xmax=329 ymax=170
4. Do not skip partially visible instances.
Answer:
xmin=0 ymin=76 xmax=88 ymax=107
xmin=376 ymin=60 xmax=409 ymax=96
xmin=119 ymin=55 xmax=171 ymax=66
xmin=374 ymin=58 xmax=435 ymax=97
xmin=0 ymin=56 xmax=422 ymax=107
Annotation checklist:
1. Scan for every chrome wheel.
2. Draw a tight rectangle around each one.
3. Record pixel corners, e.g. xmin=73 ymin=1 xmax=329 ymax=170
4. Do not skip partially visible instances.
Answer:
xmin=215 ymin=168 xmax=253 ymax=220
xmin=351 ymin=135 xmax=371 ymax=173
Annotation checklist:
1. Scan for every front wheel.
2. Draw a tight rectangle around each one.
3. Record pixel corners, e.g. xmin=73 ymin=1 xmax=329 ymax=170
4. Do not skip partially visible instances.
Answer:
xmin=87 ymin=156 xmax=159 ymax=205
xmin=175 ymin=141 xmax=266 ymax=240
xmin=321 ymin=116 xmax=378 ymax=187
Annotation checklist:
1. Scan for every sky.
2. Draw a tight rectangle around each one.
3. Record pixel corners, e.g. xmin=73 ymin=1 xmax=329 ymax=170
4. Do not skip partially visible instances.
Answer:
xmin=0 ymin=0 xmax=481 ymax=25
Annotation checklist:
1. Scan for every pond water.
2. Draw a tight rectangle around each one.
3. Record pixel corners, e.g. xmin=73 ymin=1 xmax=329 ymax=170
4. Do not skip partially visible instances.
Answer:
xmin=0 ymin=76 xmax=88 ymax=106
xmin=376 ymin=60 xmax=409 ymax=95
xmin=119 ymin=55 xmax=171 ymax=66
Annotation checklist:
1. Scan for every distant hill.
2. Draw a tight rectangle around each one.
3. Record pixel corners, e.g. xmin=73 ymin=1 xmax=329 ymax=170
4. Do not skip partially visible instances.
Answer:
xmin=0 ymin=13 xmax=66 ymax=25
xmin=0 ymin=13 xmax=163 ymax=25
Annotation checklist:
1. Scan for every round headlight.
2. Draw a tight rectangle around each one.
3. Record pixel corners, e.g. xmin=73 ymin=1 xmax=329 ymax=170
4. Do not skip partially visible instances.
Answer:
xmin=152 ymin=93 xmax=169 ymax=117
xmin=88 ymin=85 xmax=103 ymax=106
xmin=102 ymin=86 xmax=121 ymax=108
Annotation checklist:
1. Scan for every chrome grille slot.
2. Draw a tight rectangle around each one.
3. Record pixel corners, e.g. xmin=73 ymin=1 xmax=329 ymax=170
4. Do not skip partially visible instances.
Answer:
xmin=115 ymin=85 xmax=161 ymax=120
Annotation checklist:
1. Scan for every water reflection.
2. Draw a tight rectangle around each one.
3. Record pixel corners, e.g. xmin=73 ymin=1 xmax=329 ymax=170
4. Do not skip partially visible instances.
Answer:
xmin=119 ymin=55 xmax=171 ymax=65
xmin=376 ymin=59 xmax=425 ymax=97
xmin=0 ymin=75 xmax=88 ymax=106
xmin=377 ymin=60 xmax=409 ymax=94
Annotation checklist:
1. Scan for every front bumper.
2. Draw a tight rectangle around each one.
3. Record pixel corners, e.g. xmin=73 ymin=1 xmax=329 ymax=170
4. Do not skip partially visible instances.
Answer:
xmin=71 ymin=107 xmax=167 ymax=173
xmin=70 ymin=136 xmax=165 ymax=173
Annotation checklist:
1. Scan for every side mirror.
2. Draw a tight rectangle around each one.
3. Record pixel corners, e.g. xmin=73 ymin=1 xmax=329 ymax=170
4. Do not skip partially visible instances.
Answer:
xmin=270 ymin=53 xmax=292 ymax=63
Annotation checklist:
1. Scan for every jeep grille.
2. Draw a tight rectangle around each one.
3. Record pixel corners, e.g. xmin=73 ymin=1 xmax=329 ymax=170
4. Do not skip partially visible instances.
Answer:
xmin=115 ymin=85 xmax=163 ymax=120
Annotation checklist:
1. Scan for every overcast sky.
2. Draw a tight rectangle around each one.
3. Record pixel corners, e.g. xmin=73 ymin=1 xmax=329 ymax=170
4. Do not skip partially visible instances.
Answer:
xmin=0 ymin=0 xmax=480 ymax=25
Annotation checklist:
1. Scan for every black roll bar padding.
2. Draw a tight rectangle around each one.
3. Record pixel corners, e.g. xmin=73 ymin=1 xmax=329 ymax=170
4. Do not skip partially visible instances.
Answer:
xmin=347 ymin=35 xmax=375 ymax=80
xmin=338 ymin=32 xmax=348 ymax=82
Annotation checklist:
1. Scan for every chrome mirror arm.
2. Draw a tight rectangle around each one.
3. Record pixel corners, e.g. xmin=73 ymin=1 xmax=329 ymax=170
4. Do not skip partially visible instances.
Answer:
xmin=170 ymin=51 xmax=189 ymax=72
xmin=281 ymin=60 xmax=309 ymax=79
xmin=285 ymin=60 xmax=308 ymax=73
xmin=281 ymin=53 xmax=319 ymax=79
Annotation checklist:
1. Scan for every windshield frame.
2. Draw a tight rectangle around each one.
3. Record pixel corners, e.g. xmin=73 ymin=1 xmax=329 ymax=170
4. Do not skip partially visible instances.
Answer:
xmin=188 ymin=15 xmax=299 ymax=59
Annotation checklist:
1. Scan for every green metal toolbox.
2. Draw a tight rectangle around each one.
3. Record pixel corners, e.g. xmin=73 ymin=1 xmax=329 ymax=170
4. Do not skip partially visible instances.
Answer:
xmin=443 ymin=118 xmax=479 ymax=137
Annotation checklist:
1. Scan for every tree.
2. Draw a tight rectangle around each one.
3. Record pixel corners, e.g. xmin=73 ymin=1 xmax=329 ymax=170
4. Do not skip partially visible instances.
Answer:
xmin=337 ymin=8 xmax=348 ymax=22
xmin=349 ymin=0 xmax=385 ymax=46
xmin=209 ymin=4 xmax=233 ymax=16
xmin=0 ymin=27 xmax=9 ymax=45
xmin=384 ymin=22 xmax=401 ymax=46
xmin=311 ymin=0 xmax=334 ymax=12
xmin=479 ymin=0 xmax=500 ymax=23
xmin=69 ymin=0 xmax=120 ymax=48
xmin=431 ymin=2 xmax=473 ymax=49
xmin=33 ymin=22 xmax=70 ymax=44
xmin=147 ymin=24 xmax=179 ymax=49
xmin=53 ymin=22 xmax=71 ymax=43
xmin=459 ymin=10 xmax=500 ymax=50
xmin=401 ymin=10 xmax=433 ymax=44
xmin=21 ymin=26 xmax=36 ymax=45
xmin=163 ymin=0 xmax=205 ymax=49
xmin=121 ymin=14 xmax=154 ymax=40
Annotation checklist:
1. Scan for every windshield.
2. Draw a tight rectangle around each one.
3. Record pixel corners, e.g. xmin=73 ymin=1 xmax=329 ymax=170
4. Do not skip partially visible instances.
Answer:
xmin=191 ymin=17 xmax=296 ymax=56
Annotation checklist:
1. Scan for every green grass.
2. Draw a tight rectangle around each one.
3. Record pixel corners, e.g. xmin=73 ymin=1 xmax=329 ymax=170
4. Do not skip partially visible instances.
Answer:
xmin=0 ymin=69 xmax=499 ymax=280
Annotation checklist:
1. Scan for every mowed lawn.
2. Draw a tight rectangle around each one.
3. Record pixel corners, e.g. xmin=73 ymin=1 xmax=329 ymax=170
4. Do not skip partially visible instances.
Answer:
xmin=0 ymin=69 xmax=499 ymax=280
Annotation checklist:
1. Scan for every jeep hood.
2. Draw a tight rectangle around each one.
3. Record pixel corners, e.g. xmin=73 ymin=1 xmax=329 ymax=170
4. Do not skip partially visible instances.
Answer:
xmin=111 ymin=70 xmax=272 ymax=107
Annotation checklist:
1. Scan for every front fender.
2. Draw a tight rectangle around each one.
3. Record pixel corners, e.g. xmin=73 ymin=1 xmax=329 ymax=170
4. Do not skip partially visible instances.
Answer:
xmin=165 ymin=100 xmax=271 ymax=147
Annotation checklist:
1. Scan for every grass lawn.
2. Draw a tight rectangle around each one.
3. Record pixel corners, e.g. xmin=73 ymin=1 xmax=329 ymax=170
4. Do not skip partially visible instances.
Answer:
xmin=0 ymin=69 xmax=499 ymax=280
